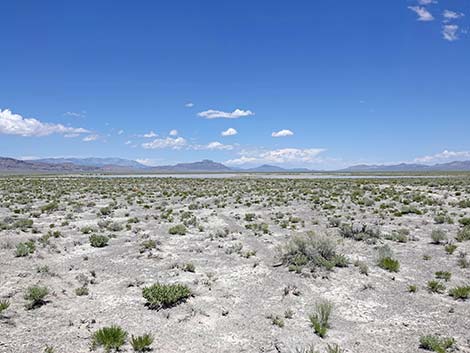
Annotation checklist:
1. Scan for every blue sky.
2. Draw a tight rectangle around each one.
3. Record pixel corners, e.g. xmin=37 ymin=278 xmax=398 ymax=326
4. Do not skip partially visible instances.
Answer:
xmin=1 ymin=0 xmax=469 ymax=169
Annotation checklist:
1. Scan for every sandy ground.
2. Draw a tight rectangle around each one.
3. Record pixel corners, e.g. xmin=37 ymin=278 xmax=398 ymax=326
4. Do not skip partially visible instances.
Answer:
xmin=0 ymin=176 xmax=469 ymax=353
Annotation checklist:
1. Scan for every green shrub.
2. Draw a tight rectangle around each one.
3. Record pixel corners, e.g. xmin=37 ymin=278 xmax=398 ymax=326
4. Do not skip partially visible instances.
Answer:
xmin=435 ymin=271 xmax=451 ymax=282
xmin=41 ymin=201 xmax=59 ymax=213
xmin=141 ymin=240 xmax=156 ymax=250
xmin=89 ymin=234 xmax=109 ymax=248
xmin=431 ymin=229 xmax=447 ymax=244
xmin=281 ymin=233 xmax=345 ymax=271
xmin=24 ymin=285 xmax=48 ymax=309
xmin=378 ymin=257 xmax=400 ymax=272
xmin=168 ymin=224 xmax=187 ymax=235
xmin=13 ymin=218 xmax=33 ymax=230
xmin=458 ymin=217 xmax=470 ymax=226
xmin=244 ymin=213 xmax=256 ymax=222
xmin=309 ymin=300 xmax=333 ymax=338
xmin=75 ymin=287 xmax=89 ymax=296
xmin=43 ymin=345 xmax=55 ymax=353
xmin=142 ymin=283 xmax=191 ymax=309
xmin=408 ymin=285 xmax=418 ymax=293
xmin=326 ymin=345 xmax=345 ymax=353
xmin=99 ymin=206 xmax=112 ymax=216
xmin=419 ymin=335 xmax=455 ymax=353
xmin=81 ymin=226 xmax=94 ymax=234
xmin=0 ymin=299 xmax=10 ymax=315
xmin=15 ymin=241 xmax=36 ymax=257
xmin=448 ymin=285 xmax=470 ymax=300
xmin=456 ymin=226 xmax=470 ymax=242
xmin=427 ymin=280 xmax=446 ymax=294
xmin=268 ymin=314 xmax=285 ymax=328
xmin=444 ymin=244 xmax=457 ymax=254
xmin=339 ymin=223 xmax=380 ymax=242
xmin=376 ymin=245 xmax=399 ymax=272
xmin=130 ymin=333 xmax=154 ymax=352
xmin=92 ymin=325 xmax=127 ymax=352
xmin=434 ymin=214 xmax=452 ymax=224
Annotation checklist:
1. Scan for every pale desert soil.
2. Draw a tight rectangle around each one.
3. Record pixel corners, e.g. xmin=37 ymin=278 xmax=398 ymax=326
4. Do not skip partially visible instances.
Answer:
xmin=0 ymin=176 xmax=469 ymax=353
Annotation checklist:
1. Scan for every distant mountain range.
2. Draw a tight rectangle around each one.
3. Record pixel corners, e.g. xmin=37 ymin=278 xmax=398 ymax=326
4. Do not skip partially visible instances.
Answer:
xmin=36 ymin=157 xmax=147 ymax=169
xmin=340 ymin=160 xmax=470 ymax=172
xmin=1 ymin=156 xmax=470 ymax=173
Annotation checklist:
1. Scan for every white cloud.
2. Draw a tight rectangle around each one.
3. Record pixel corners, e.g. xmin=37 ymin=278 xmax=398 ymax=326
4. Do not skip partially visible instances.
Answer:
xmin=408 ymin=6 xmax=434 ymax=21
xmin=117 ymin=129 xmax=124 ymax=135
xmin=125 ymin=140 xmax=132 ymax=145
xmin=221 ymin=128 xmax=238 ymax=137
xmin=169 ymin=129 xmax=178 ymax=136
xmin=185 ymin=102 xmax=194 ymax=108
xmin=64 ymin=111 xmax=86 ymax=118
xmin=0 ymin=109 xmax=89 ymax=137
xmin=64 ymin=133 xmax=80 ymax=138
xmin=225 ymin=156 xmax=259 ymax=165
xmin=442 ymin=24 xmax=459 ymax=41
xmin=200 ymin=141 xmax=234 ymax=151
xmin=82 ymin=134 xmax=99 ymax=142
xmin=443 ymin=10 xmax=464 ymax=21
xmin=143 ymin=131 xmax=157 ymax=138
xmin=142 ymin=137 xmax=187 ymax=150
xmin=418 ymin=0 xmax=435 ymax=5
xmin=272 ymin=129 xmax=294 ymax=137
xmin=414 ymin=150 xmax=470 ymax=164
xmin=226 ymin=148 xmax=325 ymax=165
xmin=136 ymin=158 xmax=161 ymax=167
xmin=198 ymin=109 xmax=254 ymax=119
xmin=191 ymin=141 xmax=234 ymax=151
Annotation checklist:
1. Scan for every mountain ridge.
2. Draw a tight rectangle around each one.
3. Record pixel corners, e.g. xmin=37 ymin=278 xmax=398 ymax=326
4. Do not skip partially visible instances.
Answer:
xmin=2 ymin=157 xmax=470 ymax=173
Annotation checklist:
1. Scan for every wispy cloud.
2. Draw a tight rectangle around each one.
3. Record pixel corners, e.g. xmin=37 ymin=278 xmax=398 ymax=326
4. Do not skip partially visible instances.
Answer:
xmin=63 ymin=111 xmax=86 ymax=118
xmin=221 ymin=128 xmax=238 ymax=136
xmin=142 ymin=137 xmax=187 ymax=150
xmin=442 ymin=24 xmax=459 ymax=41
xmin=192 ymin=141 xmax=234 ymax=151
xmin=169 ymin=129 xmax=178 ymax=136
xmin=226 ymin=148 xmax=325 ymax=165
xmin=408 ymin=6 xmax=434 ymax=21
xmin=418 ymin=0 xmax=436 ymax=5
xmin=143 ymin=131 xmax=157 ymax=138
xmin=414 ymin=150 xmax=470 ymax=164
xmin=82 ymin=134 xmax=99 ymax=142
xmin=184 ymin=102 xmax=194 ymax=108
xmin=443 ymin=10 xmax=464 ymax=22
xmin=272 ymin=129 xmax=294 ymax=137
xmin=0 ymin=109 xmax=89 ymax=137
xmin=198 ymin=109 xmax=254 ymax=119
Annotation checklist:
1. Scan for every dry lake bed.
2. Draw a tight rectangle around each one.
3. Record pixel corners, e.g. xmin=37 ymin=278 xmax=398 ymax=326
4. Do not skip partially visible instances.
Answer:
xmin=1 ymin=175 xmax=469 ymax=353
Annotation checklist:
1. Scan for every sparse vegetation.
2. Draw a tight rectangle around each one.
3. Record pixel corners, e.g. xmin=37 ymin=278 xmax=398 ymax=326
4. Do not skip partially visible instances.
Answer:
xmin=130 ymin=333 xmax=154 ymax=352
xmin=24 ymin=285 xmax=49 ymax=309
xmin=168 ymin=224 xmax=187 ymax=235
xmin=142 ymin=283 xmax=191 ymax=309
xmin=448 ymin=285 xmax=470 ymax=300
xmin=419 ymin=335 xmax=455 ymax=353
xmin=89 ymin=234 xmax=109 ymax=248
xmin=377 ymin=245 xmax=400 ymax=272
xmin=92 ymin=325 xmax=127 ymax=352
xmin=1 ymin=175 xmax=470 ymax=352
xmin=309 ymin=300 xmax=333 ymax=338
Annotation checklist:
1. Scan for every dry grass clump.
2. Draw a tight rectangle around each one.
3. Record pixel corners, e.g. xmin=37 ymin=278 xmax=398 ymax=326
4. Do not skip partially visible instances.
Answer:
xmin=280 ymin=232 xmax=347 ymax=272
